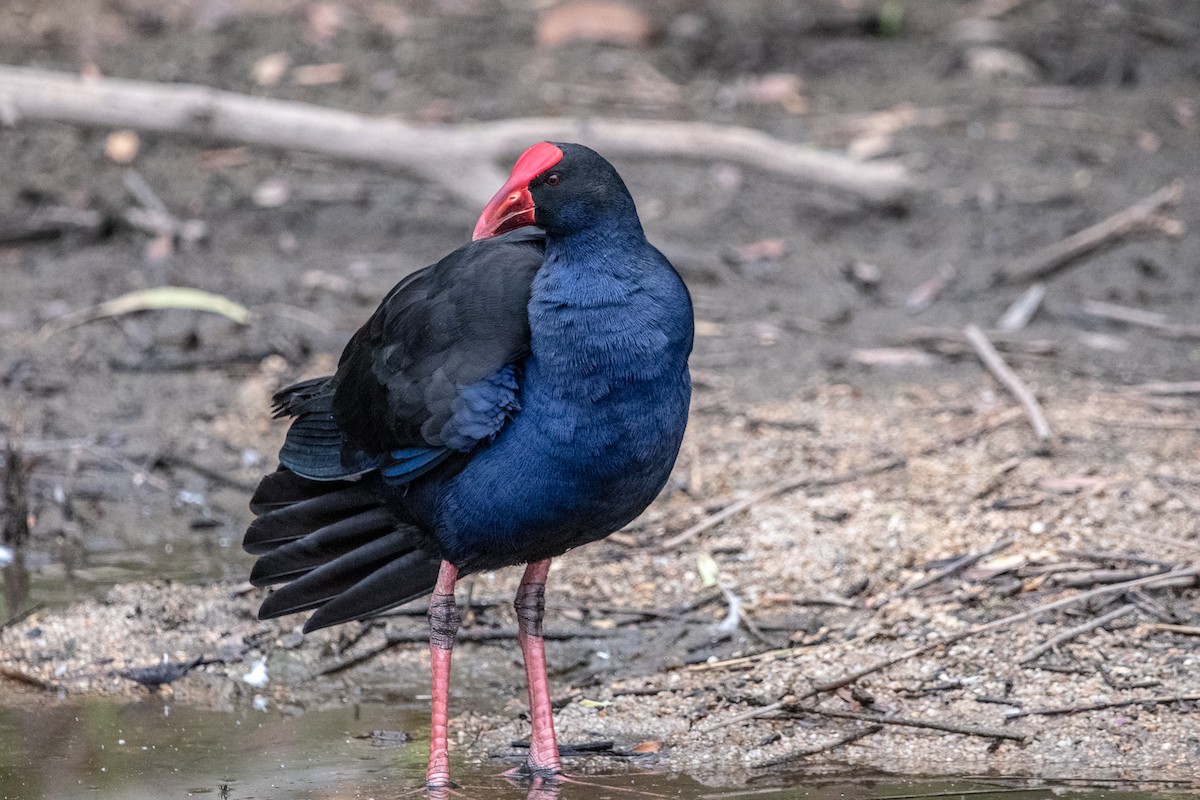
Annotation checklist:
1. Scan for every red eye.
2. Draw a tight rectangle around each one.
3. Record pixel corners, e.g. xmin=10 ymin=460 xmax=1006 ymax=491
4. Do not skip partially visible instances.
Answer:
xmin=545 ymin=173 xmax=561 ymax=187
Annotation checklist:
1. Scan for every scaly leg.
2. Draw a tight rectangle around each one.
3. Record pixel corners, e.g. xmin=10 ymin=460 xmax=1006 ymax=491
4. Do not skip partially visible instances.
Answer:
xmin=507 ymin=558 xmax=562 ymax=782
xmin=426 ymin=560 xmax=461 ymax=788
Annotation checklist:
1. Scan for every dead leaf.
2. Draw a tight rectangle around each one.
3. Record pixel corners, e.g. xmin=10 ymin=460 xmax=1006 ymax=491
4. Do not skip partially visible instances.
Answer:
xmin=722 ymin=73 xmax=806 ymax=113
xmin=104 ymin=130 xmax=140 ymax=164
xmin=1038 ymin=476 xmax=1126 ymax=494
xmin=965 ymin=552 xmax=1027 ymax=580
xmin=537 ymin=2 xmax=653 ymax=48
xmin=251 ymin=52 xmax=290 ymax=87
xmin=578 ymin=698 xmax=611 ymax=708
xmin=252 ymin=179 xmax=290 ymax=208
xmin=293 ymin=62 xmax=345 ymax=86
xmin=631 ymin=740 xmax=661 ymax=753
xmin=40 ymin=286 xmax=251 ymax=338
xmin=144 ymin=232 xmax=174 ymax=264
xmin=727 ymin=238 xmax=787 ymax=264
xmin=306 ymin=2 xmax=344 ymax=47
xmin=849 ymin=348 xmax=938 ymax=368
xmin=1136 ymin=129 xmax=1161 ymax=154
xmin=200 ymin=147 xmax=251 ymax=170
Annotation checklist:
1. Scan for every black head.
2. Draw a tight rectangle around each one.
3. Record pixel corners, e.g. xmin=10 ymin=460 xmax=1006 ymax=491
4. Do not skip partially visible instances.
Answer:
xmin=528 ymin=143 xmax=640 ymax=238
xmin=473 ymin=142 xmax=642 ymax=241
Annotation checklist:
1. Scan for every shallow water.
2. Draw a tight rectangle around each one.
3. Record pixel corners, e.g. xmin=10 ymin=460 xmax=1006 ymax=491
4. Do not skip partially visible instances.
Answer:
xmin=0 ymin=700 xmax=1191 ymax=800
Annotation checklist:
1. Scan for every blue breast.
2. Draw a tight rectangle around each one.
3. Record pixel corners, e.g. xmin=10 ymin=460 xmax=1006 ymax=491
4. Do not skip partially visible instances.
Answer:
xmin=430 ymin=232 xmax=693 ymax=572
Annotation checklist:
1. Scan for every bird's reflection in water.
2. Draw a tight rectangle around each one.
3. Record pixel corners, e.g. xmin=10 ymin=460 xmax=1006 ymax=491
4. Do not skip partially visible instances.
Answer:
xmin=424 ymin=781 xmax=562 ymax=800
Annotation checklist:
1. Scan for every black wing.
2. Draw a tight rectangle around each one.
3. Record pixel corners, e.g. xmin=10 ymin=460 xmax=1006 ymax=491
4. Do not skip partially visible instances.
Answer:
xmin=276 ymin=227 xmax=545 ymax=482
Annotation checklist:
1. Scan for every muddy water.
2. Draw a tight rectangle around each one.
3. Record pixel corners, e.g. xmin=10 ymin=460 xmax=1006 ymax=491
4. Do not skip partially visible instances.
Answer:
xmin=0 ymin=699 xmax=1188 ymax=800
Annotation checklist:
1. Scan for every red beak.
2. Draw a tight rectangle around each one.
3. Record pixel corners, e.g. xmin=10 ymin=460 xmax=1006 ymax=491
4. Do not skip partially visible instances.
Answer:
xmin=472 ymin=142 xmax=564 ymax=241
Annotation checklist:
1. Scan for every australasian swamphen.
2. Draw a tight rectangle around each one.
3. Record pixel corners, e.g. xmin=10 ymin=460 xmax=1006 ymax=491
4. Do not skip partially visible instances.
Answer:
xmin=243 ymin=142 xmax=693 ymax=787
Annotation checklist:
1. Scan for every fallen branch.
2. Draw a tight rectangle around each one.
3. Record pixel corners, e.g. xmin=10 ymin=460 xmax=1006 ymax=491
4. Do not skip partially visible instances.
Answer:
xmin=1005 ymin=693 xmax=1200 ymax=720
xmin=964 ymin=324 xmax=1052 ymax=443
xmin=791 ymin=707 xmax=1028 ymax=743
xmin=750 ymin=724 xmax=883 ymax=768
xmin=996 ymin=181 xmax=1183 ymax=285
xmin=0 ymin=65 xmax=914 ymax=208
xmin=1017 ymin=603 xmax=1136 ymax=664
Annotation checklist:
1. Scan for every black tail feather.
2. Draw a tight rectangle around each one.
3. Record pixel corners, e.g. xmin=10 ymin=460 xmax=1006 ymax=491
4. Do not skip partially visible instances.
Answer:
xmin=249 ymin=506 xmax=397 ymax=586
xmin=244 ymin=468 xmax=441 ymax=629
xmin=304 ymin=549 xmax=443 ymax=632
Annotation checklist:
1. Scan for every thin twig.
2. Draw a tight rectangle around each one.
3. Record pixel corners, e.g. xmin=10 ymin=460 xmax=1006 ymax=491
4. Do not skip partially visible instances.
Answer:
xmin=750 ymin=724 xmax=883 ymax=768
xmin=791 ymin=707 xmax=1029 ymax=742
xmin=1005 ymin=693 xmax=1200 ymax=720
xmin=964 ymin=324 xmax=1052 ymax=443
xmin=1080 ymin=300 xmax=1200 ymax=340
xmin=894 ymin=537 xmax=1013 ymax=598
xmin=658 ymin=457 xmax=906 ymax=551
xmin=1017 ymin=603 xmax=1136 ymax=664
xmin=1125 ymin=380 xmax=1200 ymax=396
xmin=0 ymin=666 xmax=59 ymax=692
xmin=996 ymin=181 xmax=1184 ymax=284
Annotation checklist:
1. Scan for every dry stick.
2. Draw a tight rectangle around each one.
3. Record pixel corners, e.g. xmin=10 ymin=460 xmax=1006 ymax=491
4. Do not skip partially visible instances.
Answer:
xmin=996 ymin=181 xmax=1183 ymax=285
xmin=0 ymin=65 xmax=914 ymax=208
xmin=894 ymin=537 xmax=1013 ymax=598
xmin=1126 ymin=380 xmax=1200 ymax=396
xmin=1079 ymin=300 xmax=1200 ymax=340
xmin=1006 ymin=693 xmax=1200 ymax=720
xmin=964 ymin=324 xmax=1052 ymax=443
xmin=658 ymin=456 xmax=906 ymax=552
xmin=792 ymin=707 xmax=1028 ymax=743
xmin=1016 ymin=603 xmax=1136 ymax=664
xmin=750 ymin=724 xmax=883 ymax=769
xmin=1149 ymin=623 xmax=1200 ymax=636
xmin=698 ymin=566 xmax=1196 ymax=731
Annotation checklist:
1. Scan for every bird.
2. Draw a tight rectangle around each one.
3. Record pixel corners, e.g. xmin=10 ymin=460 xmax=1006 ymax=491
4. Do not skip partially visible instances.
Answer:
xmin=243 ymin=141 xmax=693 ymax=788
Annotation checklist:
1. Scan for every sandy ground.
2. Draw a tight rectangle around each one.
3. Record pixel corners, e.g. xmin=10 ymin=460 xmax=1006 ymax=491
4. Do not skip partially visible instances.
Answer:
xmin=3 ymin=371 xmax=1198 ymax=787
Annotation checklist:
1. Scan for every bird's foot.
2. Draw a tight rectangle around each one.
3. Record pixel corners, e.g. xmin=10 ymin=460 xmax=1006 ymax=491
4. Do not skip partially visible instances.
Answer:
xmin=500 ymin=761 xmax=563 ymax=785
xmin=422 ymin=780 xmax=465 ymax=799
xmin=499 ymin=769 xmax=670 ymax=799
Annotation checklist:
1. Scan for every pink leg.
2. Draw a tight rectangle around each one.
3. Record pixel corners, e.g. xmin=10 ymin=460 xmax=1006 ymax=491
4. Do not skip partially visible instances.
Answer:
xmin=509 ymin=558 xmax=562 ymax=782
xmin=426 ymin=560 xmax=460 ymax=788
